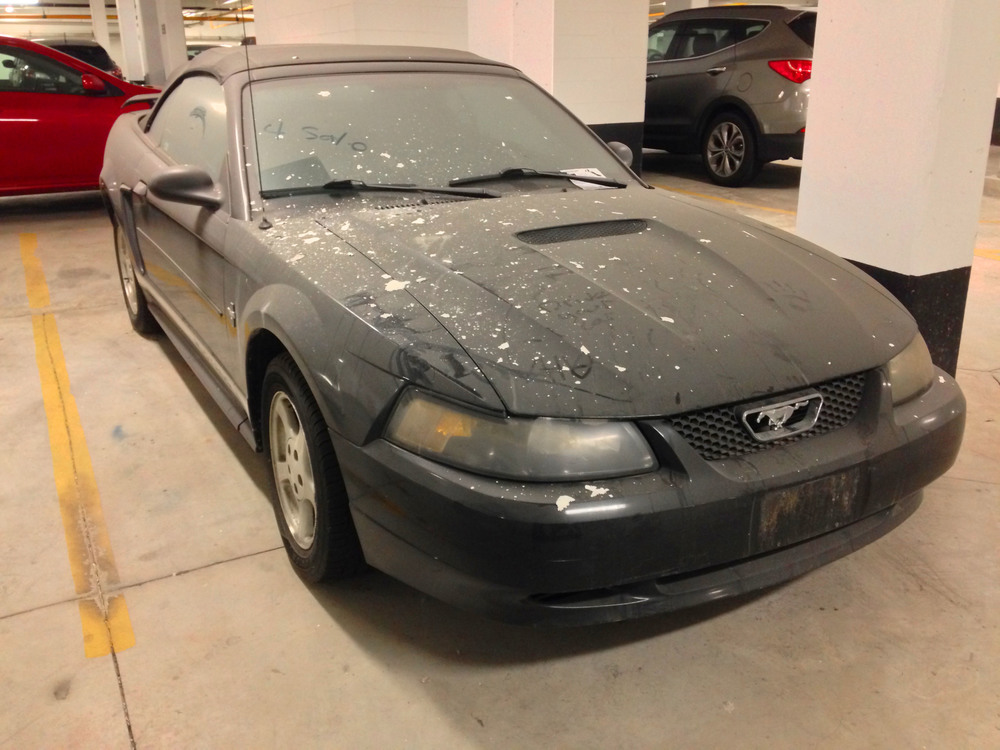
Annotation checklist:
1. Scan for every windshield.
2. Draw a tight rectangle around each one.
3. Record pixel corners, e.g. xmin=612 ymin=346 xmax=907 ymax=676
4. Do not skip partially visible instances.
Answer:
xmin=246 ymin=71 xmax=633 ymax=196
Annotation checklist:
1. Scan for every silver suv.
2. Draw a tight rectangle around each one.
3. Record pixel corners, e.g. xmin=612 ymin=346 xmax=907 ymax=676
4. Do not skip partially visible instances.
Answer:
xmin=644 ymin=5 xmax=816 ymax=186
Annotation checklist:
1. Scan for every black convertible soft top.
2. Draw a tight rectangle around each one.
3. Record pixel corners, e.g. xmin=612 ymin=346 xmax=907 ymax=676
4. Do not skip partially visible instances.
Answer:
xmin=180 ymin=43 xmax=508 ymax=83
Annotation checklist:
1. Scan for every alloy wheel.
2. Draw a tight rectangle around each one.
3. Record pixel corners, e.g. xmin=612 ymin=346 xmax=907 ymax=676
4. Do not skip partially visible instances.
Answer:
xmin=706 ymin=121 xmax=746 ymax=178
xmin=269 ymin=391 xmax=317 ymax=550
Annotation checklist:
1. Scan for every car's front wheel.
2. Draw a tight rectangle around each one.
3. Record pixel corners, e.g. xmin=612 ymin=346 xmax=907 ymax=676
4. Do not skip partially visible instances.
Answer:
xmin=702 ymin=112 xmax=762 ymax=187
xmin=262 ymin=353 xmax=366 ymax=583
xmin=114 ymin=222 xmax=159 ymax=335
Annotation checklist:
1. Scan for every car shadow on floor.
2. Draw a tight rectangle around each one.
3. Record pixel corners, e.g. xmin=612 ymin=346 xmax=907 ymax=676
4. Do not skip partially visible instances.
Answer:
xmin=0 ymin=191 xmax=105 ymax=214
xmin=306 ymin=565 xmax=786 ymax=664
xmin=640 ymin=150 xmax=803 ymax=192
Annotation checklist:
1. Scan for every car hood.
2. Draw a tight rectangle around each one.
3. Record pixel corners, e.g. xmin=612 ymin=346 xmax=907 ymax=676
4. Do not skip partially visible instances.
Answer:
xmin=291 ymin=187 xmax=912 ymax=418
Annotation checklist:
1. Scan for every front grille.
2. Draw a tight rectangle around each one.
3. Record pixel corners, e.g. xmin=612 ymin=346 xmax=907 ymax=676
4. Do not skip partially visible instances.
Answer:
xmin=667 ymin=372 xmax=868 ymax=461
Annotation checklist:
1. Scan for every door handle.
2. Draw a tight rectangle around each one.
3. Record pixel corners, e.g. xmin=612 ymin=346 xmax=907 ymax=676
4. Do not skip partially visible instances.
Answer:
xmin=706 ymin=66 xmax=727 ymax=76
xmin=646 ymin=73 xmax=659 ymax=81
xmin=132 ymin=181 xmax=148 ymax=199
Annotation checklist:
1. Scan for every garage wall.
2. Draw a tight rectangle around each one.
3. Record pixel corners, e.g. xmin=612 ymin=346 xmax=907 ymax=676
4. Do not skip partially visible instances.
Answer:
xmin=254 ymin=0 xmax=467 ymax=48
xmin=552 ymin=0 xmax=646 ymax=127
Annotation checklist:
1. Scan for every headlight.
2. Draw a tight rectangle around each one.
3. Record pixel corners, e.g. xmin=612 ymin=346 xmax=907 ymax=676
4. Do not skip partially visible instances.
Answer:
xmin=888 ymin=333 xmax=935 ymax=405
xmin=385 ymin=390 xmax=657 ymax=481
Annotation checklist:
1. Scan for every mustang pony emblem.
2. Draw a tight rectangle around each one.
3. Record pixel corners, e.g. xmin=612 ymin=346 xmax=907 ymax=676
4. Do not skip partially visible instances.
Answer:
xmin=738 ymin=392 xmax=824 ymax=443
xmin=756 ymin=401 xmax=809 ymax=430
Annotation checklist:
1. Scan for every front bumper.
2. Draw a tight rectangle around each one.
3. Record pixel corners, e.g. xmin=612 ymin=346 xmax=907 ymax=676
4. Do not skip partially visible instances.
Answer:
xmin=334 ymin=369 xmax=965 ymax=626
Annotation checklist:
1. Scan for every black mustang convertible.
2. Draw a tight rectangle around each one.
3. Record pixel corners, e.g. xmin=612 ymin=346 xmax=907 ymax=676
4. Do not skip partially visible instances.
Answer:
xmin=100 ymin=45 xmax=965 ymax=625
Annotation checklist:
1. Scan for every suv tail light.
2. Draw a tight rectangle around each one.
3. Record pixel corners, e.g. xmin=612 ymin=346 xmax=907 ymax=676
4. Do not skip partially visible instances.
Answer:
xmin=768 ymin=60 xmax=812 ymax=84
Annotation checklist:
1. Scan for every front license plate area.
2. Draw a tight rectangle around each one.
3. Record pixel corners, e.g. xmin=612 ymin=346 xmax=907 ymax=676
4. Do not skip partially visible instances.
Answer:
xmin=755 ymin=467 xmax=866 ymax=552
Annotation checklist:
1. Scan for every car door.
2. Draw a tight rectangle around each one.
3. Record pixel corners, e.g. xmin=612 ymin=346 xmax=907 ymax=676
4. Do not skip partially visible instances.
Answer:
xmin=129 ymin=74 xmax=240 ymax=381
xmin=0 ymin=43 xmax=123 ymax=194
xmin=645 ymin=20 xmax=736 ymax=150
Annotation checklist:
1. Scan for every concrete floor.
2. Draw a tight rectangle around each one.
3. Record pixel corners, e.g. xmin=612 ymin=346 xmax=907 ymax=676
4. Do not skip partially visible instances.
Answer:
xmin=2 ymin=156 xmax=998 ymax=749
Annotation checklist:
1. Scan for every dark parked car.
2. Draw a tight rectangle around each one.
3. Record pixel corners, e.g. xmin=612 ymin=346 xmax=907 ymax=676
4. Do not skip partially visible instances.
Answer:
xmin=0 ymin=35 xmax=157 ymax=196
xmin=32 ymin=37 xmax=124 ymax=79
xmin=645 ymin=5 xmax=815 ymax=186
xmin=100 ymin=45 xmax=964 ymax=626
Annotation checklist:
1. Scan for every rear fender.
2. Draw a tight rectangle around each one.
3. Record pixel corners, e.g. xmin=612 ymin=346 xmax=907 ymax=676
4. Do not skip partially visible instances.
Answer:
xmin=698 ymin=97 xmax=764 ymax=144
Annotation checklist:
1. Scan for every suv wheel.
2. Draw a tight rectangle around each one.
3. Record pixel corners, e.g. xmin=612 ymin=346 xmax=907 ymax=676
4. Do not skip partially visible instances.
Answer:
xmin=703 ymin=112 xmax=762 ymax=187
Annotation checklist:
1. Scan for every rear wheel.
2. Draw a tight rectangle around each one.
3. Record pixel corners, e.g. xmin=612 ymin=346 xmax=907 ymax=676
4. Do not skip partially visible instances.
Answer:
xmin=114 ymin=222 xmax=159 ymax=334
xmin=702 ymin=112 xmax=762 ymax=187
xmin=262 ymin=353 xmax=366 ymax=583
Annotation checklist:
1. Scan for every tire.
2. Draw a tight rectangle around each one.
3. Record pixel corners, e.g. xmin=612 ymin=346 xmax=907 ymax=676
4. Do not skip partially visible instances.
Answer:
xmin=702 ymin=112 xmax=763 ymax=187
xmin=262 ymin=353 xmax=366 ymax=583
xmin=114 ymin=221 xmax=160 ymax=335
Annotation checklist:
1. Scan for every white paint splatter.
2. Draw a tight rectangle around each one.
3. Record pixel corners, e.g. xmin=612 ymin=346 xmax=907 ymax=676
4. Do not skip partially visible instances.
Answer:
xmin=303 ymin=237 xmax=320 ymax=245
xmin=585 ymin=485 xmax=610 ymax=498
xmin=615 ymin=365 xmax=627 ymax=372
xmin=498 ymin=342 xmax=510 ymax=350
xmin=289 ymin=253 xmax=305 ymax=263
xmin=661 ymin=316 xmax=675 ymax=323
xmin=580 ymin=345 xmax=590 ymax=355
xmin=556 ymin=495 xmax=575 ymax=511
xmin=385 ymin=280 xmax=409 ymax=292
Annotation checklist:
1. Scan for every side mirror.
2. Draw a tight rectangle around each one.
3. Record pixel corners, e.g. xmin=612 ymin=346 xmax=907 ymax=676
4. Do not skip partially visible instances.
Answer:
xmin=607 ymin=141 xmax=634 ymax=168
xmin=148 ymin=165 xmax=222 ymax=210
xmin=81 ymin=73 xmax=106 ymax=93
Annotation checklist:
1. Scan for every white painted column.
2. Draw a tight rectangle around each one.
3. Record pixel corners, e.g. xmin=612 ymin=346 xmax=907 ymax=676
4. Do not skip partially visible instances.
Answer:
xmin=254 ymin=0 xmax=468 ymax=47
xmin=115 ymin=0 xmax=186 ymax=86
xmin=796 ymin=0 xmax=1000 ymax=373
xmin=468 ymin=0 xmax=555 ymax=93
xmin=154 ymin=0 xmax=187 ymax=82
xmin=467 ymin=0 xmax=648 ymax=161
xmin=89 ymin=0 xmax=113 ymax=53
xmin=115 ymin=0 xmax=147 ymax=83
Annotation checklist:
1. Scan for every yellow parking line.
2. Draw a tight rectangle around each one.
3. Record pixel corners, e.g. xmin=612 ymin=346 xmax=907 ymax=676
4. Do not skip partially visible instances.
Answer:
xmin=975 ymin=247 xmax=1000 ymax=260
xmin=20 ymin=233 xmax=135 ymax=658
xmin=648 ymin=182 xmax=797 ymax=215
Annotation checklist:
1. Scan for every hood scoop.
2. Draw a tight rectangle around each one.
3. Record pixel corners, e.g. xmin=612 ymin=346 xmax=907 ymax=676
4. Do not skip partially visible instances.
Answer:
xmin=516 ymin=219 xmax=647 ymax=245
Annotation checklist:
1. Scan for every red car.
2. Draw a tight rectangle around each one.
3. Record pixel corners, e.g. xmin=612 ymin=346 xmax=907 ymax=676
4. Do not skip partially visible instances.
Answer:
xmin=0 ymin=35 xmax=157 ymax=196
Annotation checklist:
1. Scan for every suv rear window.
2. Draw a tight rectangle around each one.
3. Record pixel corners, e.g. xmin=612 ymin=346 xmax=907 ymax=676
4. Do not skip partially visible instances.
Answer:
xmin=788 ymin=13 xmax=816 ymax=47
xmin=58 ymin=45 xmax=114 ymax=69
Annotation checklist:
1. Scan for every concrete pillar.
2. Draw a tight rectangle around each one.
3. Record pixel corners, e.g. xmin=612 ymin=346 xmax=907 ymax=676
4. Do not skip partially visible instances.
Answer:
xmin=796 ymin=0 xmax=1000 ymax=375
xmin=115 ymin=0 xmax=147 ymax=83
xmin=154 ymin=0 xmax=187 ymax=82
xmin=254 ymin=0 xmax=467 ymax=47
xmin=114 ymin=0 xmax=186 ymax=86
xmin=89 ymin=0 xmax=113 ymax=53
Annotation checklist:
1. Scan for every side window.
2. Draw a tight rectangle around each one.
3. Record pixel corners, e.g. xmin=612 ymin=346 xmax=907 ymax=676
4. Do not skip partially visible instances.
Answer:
xmin=735 ymin=21 xmax=769 ymax=43
xmin=674 ymin=21 xmax=739 ymax=59
xmin=147 ymin=75 xmax=227 ymax=179
xmin=0 ymin=46 xmax=84 ymax=94
xmin=647 ymin=23 xmax=679 ymax=62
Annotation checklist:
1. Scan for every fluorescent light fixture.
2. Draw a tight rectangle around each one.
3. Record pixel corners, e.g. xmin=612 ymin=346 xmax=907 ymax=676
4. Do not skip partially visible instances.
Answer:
xmin=5 ymin=0 xmax=40 ymax=6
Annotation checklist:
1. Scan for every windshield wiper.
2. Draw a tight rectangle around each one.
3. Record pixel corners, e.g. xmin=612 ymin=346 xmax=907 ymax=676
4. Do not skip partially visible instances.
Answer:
xmin=449 ymin=168 xmax=627 ymax=189
xmin=260 ymin=180 xmax=500 ymax=200
xmin=324 ymin=179 xmax=500 ymax=199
